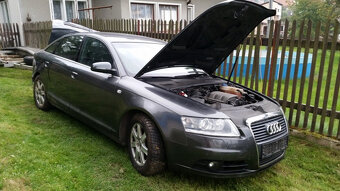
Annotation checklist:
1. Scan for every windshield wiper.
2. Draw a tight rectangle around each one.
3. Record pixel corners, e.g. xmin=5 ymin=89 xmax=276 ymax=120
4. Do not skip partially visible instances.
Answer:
xmin=227 ymin=45 xmax=242 ymax=85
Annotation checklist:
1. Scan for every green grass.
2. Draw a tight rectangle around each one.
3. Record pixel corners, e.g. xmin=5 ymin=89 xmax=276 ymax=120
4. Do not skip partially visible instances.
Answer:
xmin=1 ymin=68 xmax=340 ymax=190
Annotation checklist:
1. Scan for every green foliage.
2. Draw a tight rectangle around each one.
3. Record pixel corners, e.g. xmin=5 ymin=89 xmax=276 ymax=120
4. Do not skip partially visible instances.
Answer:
xmin=290 ymin=0 xmax=340 ymax=22
xmin=288 ymin=0 xmax=340 ymax=37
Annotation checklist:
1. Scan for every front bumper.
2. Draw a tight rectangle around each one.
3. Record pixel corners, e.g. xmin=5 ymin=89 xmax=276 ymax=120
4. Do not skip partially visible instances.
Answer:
xmin=166 ymin=125 xmax=288 ymax=178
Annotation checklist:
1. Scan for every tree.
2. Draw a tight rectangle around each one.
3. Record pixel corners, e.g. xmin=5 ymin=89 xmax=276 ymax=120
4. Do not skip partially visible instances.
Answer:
xmin=288 ymin=0 xmax=340 ymax=37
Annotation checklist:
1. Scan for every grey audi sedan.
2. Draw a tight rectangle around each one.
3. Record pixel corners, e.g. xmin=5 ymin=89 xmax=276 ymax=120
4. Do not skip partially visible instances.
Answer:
xmin=33 ymin=0 xmax=288 ymax=177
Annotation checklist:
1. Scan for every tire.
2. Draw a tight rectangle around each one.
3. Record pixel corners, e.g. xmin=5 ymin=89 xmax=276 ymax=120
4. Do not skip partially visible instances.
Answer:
xmin=33 ymin=75 xmax=51 ymax=111
xmin=128 ymin=114 xmax=165 ymax=176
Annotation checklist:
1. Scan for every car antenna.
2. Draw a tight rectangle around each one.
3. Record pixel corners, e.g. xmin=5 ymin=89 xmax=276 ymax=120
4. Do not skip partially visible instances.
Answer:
xmin=227 ymin=45 xmax=242 ymax=85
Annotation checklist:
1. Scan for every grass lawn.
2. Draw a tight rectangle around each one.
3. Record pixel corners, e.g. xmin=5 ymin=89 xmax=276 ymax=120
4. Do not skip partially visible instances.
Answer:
xmin=0 ymin=68 xmax=340 ymax=190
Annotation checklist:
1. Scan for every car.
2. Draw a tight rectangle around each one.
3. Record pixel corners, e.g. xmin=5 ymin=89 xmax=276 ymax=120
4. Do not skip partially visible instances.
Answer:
xmin=33 ymin=0 xmax=288 ymax=177
xmin=48 ymin=20 xmax=95 ymax=44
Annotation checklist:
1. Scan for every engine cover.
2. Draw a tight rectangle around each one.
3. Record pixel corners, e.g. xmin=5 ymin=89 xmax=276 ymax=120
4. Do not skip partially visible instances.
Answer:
xmin=206 ymin=91 xmax=237 ymax=104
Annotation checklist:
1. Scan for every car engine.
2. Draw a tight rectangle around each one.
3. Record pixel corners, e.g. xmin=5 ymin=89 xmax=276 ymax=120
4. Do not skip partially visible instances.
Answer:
xmin=172 ymin=84 xmax=263 ymax=107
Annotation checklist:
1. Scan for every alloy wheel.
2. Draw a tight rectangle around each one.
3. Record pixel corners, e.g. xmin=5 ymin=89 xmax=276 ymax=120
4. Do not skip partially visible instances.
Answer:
xmin=35 ymin=79 xmax=46 ymax=107
xmin=130 ymin=123 xmax=148 ymax=166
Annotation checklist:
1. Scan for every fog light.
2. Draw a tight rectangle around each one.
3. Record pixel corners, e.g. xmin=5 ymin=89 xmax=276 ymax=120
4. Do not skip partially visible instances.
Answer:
xmin=208 ymin=162 xmax=217 ymax=168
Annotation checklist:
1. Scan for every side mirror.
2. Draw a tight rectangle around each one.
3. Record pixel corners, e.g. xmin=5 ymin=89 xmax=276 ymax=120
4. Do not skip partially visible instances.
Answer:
xmin=91 ymin=62 xmax=117 ymax=75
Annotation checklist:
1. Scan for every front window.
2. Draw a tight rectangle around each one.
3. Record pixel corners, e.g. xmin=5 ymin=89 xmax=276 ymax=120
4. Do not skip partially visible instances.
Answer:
xmin=79 ymin=38 xmax=113 ymax=67
xmin=113 ymin=43 xmax=164 ymax=76
xmin=54 ymin=35 xmax=84 ymax=61
xmin=131 ymin=3 xmax=154 ymax=20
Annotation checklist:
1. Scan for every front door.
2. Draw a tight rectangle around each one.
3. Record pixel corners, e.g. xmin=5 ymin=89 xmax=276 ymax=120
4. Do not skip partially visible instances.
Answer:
xmin=67 ymin=37 xmax=122 ymax=134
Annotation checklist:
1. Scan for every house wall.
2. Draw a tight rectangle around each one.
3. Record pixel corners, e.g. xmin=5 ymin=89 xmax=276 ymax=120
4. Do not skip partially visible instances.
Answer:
xmin=19 ymin=0 xmax=52 ymax=22
xmin=191 ymin=0 xmax=224 ymax=18
xmin=92 ymin=0 xmax=121 ymax=19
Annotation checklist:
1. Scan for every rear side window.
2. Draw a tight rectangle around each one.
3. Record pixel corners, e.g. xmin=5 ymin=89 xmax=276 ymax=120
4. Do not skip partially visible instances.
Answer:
xmin=54 ymin=35 xmax=84 ymax=61
xmin=78 ymin=37 xmax=113 ymax=67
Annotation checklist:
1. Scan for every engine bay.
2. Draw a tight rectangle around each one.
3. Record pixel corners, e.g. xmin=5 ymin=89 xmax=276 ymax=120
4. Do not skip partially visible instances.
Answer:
xmin=171 ymin=84 xmax=263 ymax=107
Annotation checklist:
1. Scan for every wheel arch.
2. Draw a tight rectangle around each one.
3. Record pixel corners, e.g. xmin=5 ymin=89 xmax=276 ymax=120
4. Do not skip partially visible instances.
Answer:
xmin=118 ymin=109 xmax=165 ymax=147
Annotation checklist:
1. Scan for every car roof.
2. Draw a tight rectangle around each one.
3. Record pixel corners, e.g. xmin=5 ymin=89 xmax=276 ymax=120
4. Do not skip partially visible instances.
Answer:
xmin=76 ymin=32 xmax=166 ymax=44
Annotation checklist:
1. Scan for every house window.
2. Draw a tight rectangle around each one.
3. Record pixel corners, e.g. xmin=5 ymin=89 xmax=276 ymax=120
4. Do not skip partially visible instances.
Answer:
xmin=65 ymin=1 xmax=75 ymax=21
xmin=159 ymin=4 xmax=178 ymax=21
xmin=131 ymin=3 xmax=154 ymax=20
xmin=51 ymin=0 xmax=89 ymax=21
xmin=0 ymin=1 xmax=9 ymax=23
xmin=53 ymin=0 xmax=62 ymax=20
xmin=187 ymin=4 xmax=195 ymax=21
xmin=78 ymin=1 xmax=87 ymax=19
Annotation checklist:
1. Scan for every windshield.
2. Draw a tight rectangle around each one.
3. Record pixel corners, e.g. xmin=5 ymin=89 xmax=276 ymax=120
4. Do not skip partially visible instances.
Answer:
xmin=113 ymin=42 xmax=165 ymax=76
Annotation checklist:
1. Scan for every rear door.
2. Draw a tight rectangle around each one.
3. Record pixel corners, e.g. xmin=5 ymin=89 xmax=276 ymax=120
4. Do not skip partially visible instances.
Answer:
xmin=47 ymin=35 xmax=84 ymax=109
xmin=67 ymin=37 xmax=122 ymax=134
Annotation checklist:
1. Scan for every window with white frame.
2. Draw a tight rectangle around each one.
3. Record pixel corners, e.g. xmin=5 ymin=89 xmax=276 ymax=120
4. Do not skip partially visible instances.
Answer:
xmin=159 ymin=4 xmax=178 ymax=21
xmin=78 ymin=1 xmax=87 ymax=19
xmin=131 ymin=3 xmax=154 ymax=20
xmin=0 ymin=0 xmax=9 ymax=23
xmin=187 ymin=4 xmax=194 ymax=21
xmin=130 ymin=2 xmax=180 ymax=21
xmin=53 ymin=0 xmax=62 ymax=20
xmin=65 ymin=1 xmax=74 ymax=21
xmin=51 ymin=0 xmax=89 ymax=21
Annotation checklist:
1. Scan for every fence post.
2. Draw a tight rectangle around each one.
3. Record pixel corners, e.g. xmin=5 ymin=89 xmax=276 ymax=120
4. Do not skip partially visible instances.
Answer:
xmin=295 ymin=20 xmax=312 ymax=127
xmin=319 ymin=20 xmax=339 ymax=135
xmin=303 ymin=21 xmax=321 ymax=129
xmin=267 ymin=20 xmax=281 ymax=97
xmin=311 ymin=20 xmax=331 ymax=132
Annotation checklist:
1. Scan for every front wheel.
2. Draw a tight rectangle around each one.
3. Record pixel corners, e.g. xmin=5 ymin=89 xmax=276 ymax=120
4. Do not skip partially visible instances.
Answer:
xmin=33 ymin=76 xmax=51 ymax=111
xmin=128 ymin=114 xmax=165 ymax=176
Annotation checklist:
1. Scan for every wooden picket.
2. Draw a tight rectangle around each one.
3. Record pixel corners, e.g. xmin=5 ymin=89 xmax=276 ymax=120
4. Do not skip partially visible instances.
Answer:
xmin=23 ymin=21 xmax=52 ymax=49
xmin=0 ymin=23 xmax=21 ymax=48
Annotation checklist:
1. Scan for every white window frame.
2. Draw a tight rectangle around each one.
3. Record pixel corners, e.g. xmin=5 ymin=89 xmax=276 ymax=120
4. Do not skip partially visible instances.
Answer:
xmin=76 ymin=0 xmax=88 ymax=20
xmin=49 ymin=0 xmax=91 ymax=21
xmin=130 ymin=1 xmax=156 ymax=20
xmin=0 ymin=1 xmax=10 ymax=23
xmin=129 ymin=0 xmax=182 ymax=21
xmin=187 ymin=4 xmax=195 ymax=21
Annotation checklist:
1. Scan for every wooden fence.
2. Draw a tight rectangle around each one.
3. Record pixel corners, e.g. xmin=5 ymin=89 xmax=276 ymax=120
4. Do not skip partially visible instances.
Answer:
xmin=0 ymin=23 xmax=21 ymax=48
xmin=23 ymin=21 xmax=52 ymax=49
xmin=73 ymin=18 xmax=340 ymax=140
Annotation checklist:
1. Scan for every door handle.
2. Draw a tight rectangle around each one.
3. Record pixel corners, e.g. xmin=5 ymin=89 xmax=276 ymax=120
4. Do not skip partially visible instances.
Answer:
xmin=71 ymin=71 xmax=78 ymax=79
xmin=44 ymin=61 xmax=49 ymax=68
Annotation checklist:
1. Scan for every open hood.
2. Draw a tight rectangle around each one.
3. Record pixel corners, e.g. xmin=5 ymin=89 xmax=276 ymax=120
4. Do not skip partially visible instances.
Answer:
xmin=135 ymin=0 xmax=275 ymax=77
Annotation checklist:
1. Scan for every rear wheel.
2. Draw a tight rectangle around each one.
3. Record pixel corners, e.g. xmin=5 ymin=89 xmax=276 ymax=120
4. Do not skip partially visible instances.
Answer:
xmin=33 ymin=76 xmax=51 ymax=111
xmin=128 ymin=114 xmax=165 ymax=176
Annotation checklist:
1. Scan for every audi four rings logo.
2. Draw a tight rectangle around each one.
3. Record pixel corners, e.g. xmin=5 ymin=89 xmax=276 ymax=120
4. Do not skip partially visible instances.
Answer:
xmin=266 ymin=122 xmax=282 ymax=135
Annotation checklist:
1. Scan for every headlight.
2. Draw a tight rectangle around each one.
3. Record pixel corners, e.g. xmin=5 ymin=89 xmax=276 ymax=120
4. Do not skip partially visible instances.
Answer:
xmin=181 ymin=117 xmax=240 ymax=137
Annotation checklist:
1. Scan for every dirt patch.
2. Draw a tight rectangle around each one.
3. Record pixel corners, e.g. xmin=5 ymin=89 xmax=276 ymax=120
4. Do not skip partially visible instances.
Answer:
xmin=2 ymin=178 xmax=31 ymax=191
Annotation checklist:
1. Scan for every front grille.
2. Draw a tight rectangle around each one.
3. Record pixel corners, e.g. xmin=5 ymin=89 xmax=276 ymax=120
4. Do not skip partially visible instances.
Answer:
xmin=250 ymin=114 xmax=287 ymax=143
